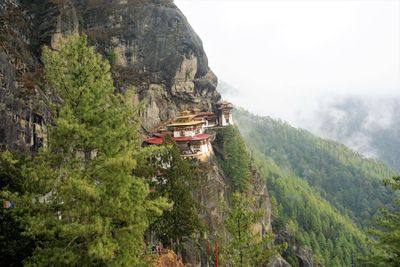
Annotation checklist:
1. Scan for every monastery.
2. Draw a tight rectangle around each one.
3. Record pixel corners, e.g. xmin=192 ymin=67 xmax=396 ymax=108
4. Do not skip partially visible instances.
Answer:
xmin=143 ymin=101 xmax=234 ymax=159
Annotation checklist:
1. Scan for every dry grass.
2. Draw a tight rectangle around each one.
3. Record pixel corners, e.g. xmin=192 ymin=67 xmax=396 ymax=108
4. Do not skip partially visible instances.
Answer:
xmin=155 ymin=250 xmax=185 ymax=267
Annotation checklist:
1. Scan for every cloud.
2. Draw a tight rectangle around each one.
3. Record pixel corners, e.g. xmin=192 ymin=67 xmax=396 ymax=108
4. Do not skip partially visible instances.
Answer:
xmin=176 ymin=0 xmax=400 ymax=124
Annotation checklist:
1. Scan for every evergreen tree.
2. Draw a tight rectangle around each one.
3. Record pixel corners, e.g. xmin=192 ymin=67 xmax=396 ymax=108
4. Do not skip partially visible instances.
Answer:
xmin=223 ymin=192 xmax=282 ymax=267
xmin=361 ymin=176 xmax=400 ymax=266
xmin=0 ymin=151 xmax=36 ymax=266
xmin=219 ymin=126 xmax=251 ymax=192
xmin=139 ymin=135 xmax=202 ymax=252
xmin=9 ymin=34 xmax=168 ymax=266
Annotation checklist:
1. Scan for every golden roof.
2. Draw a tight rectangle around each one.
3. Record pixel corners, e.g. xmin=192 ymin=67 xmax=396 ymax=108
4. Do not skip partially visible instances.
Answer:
xmin=167 ymin=120 xmax=204 ymax=127
xmin=179 ymin=110 xmax=192 ymax=116
xmin=174 ymin=115 xmax=196 ymax=120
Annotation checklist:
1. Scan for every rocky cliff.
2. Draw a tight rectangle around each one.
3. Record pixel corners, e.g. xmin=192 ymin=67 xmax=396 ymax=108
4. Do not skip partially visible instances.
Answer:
xmin=0 ymin=0 xmax=220 ymax=151
xmin=0 ymin=1 xmax=283 ymax=266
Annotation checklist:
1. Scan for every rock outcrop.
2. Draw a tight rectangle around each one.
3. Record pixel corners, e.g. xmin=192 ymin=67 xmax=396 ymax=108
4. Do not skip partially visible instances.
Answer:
xmin=0 ymin=0 xmax=51 ymax=152
xmin=268 ymin=255 xmax=291 ymax=267
xmin=0 ymin=0 xmax=220 ymax=150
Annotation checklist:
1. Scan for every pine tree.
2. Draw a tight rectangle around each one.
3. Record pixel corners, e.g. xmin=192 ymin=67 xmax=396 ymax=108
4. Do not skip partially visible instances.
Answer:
xmin=219 ymin=126 xmax=251 ymax=192
xmin=223 ymin=192 xmax=282 ymax=267
xmin=18 ymin=34 xmax=168 ymax=266
xmin=0 ymin=151 xmax=36 ymax=266
xmin=361 ymin=176 xmax=400 ymax=266
xmin=139 ymin=135 xmax=202 ymax=252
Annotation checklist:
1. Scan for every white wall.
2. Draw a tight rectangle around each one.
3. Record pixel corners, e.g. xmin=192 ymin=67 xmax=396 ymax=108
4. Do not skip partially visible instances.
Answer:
xmin=173 ymin=129 xmax=196 ymax=137
xmin=220 ymin=113 xmax=234 ymax=126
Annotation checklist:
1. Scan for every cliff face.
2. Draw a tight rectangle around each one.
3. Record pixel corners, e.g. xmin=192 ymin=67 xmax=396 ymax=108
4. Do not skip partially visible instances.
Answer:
xmin=71 ymin=0 xmax=221 ymax=129
xmin=183 ymin=150 xmax=275 ymax=266
xmin=0 ymin=1 xmax=279 ymax=266
xmin=0 ymin=0 xmax=220 ymax=151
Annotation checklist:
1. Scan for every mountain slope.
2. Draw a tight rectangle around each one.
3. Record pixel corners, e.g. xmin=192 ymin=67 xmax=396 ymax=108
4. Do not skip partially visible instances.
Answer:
xmin=235 ymin=108 xmax=396 ymax=228
xmin=253 ymin=151 xmax=370 ymax=266
xmin=233 ymin=108 xmax=399 ymax=266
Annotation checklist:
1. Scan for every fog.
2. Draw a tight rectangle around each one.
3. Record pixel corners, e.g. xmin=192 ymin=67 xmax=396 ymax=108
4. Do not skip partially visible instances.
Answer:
xmin=296 ymin=96 xmax=400 ymax=157
xmin=175 ymin=0 xmax=400 ymax=127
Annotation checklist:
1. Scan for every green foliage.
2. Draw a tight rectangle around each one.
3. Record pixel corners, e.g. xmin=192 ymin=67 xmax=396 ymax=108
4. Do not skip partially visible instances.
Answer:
xmin=215 ymin=125 xmax=283 ymax=266
xmin=254 ymin=151 xmax=370 ymax=266
xmin=222 ymin=192 xmax=282 ymax=267
xmin=1 ymin=33 xmax=169 ymax=266
xmin=217 ymin=126 xmax=251 ymax=192
xmin=234 ymin=108 xmax=397 ymax=228
xmin=361 ymin=176 xmax=400 ymax=266
xmin=105 ymin=48 xmax=117 ymax=65
xmin=0 ymin=152 xmax=35 ymax=267
xmin=137 ymin=136 xmax=202 ymax=252
xmin=232 ymin=108 xmax=396 ymax=266
xmin=0 ymin=151 xmax=29 ymax=193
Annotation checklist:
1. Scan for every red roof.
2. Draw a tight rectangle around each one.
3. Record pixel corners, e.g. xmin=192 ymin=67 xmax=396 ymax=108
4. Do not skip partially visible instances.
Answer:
xmin=144 ymin=134 xmax=211 ymax=145
xmin=153 ymin=132 xmax=168 ymax=138
xmin=191 ymin=134 xmax=211 ymax=141
xmin=174 ymin=136 xmax=192 ymax=142
xmin=143 ymin=138 xmax=164 ymax=145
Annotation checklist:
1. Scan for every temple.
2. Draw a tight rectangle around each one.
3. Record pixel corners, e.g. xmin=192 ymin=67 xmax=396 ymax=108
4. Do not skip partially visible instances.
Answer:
xmin=143 ymin=101 xmax=234 ymax=160
xmin=217 ymin=101 xmax=234 ymax=126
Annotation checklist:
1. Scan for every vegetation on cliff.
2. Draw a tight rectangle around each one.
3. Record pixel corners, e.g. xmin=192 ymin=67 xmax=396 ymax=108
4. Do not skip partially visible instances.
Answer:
xmin=216 ymin=126 xmax=251 ymax=192
xmin=0 ymin=34 xmax=171 ymax=266
xmin=135 ymin=135 xmax=202 ymax=254
xmin=223 ymin=192 xmax=281 ymax=266
xmin=0 ymin=152 xmax=36 ymax=266
xmin=215 ymin=126 xmax=283 ymax=266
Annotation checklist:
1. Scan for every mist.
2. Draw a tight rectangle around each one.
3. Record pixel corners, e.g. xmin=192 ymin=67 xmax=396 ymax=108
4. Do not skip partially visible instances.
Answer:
xmin=175 ymin=0 xmax=400 ymax=161
xmin=175 ymin=0 xmax=400 ymax=118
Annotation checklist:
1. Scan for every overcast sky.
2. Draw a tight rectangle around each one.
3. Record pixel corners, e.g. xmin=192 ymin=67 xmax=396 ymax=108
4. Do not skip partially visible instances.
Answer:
xmin=175 ymin=0 xmax=400 ymax=124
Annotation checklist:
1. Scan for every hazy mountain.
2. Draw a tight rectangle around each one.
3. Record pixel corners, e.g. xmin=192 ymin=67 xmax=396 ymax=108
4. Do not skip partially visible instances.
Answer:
xmin=298 ymin=96 xmax=400 ymax=171
xmin=219 ymin=81 xmax=400 ymax=171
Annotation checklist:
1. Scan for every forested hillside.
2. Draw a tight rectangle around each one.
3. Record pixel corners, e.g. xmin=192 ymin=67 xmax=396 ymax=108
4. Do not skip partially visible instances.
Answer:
xmin=234 ymin=108 xmax=397 ymax=228
xmin=253 ymin=151 xmax=369 ymax=266
xmin=233 ymin=108 xmax=398 ymax=266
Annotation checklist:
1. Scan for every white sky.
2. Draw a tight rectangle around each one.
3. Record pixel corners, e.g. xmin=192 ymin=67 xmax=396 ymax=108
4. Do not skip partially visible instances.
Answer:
xmin=175 ymin=0 xmax=400 ymax=123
